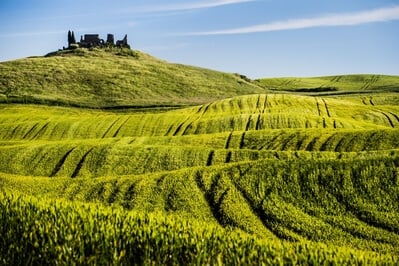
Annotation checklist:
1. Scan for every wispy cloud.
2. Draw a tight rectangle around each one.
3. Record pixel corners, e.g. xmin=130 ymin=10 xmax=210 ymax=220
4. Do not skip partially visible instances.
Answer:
xmin=185 ymin=5 xmax=399 ymax=35
xmin=134 ymin=0 xmax=256 ymax=13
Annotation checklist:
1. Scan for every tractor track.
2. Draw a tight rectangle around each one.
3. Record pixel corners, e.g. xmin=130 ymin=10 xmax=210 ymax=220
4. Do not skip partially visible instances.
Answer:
xmin=71 ymin=148 xmax=94 ymax=178
xmin=50 ymin=147 xmax=76 ymax=177
xmin=112 ymin=117 xmax=131 ymax=138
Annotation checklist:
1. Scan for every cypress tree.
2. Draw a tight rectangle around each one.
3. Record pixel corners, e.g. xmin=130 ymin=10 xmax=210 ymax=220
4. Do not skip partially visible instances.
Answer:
xmin=71 ymin=31 xmax=76 ymax=44
xmin=68 ymin=30 xmax=72 ymax=47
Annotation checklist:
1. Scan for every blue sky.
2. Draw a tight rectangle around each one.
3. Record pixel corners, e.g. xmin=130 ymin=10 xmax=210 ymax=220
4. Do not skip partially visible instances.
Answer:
xmin=0 ymin=0 xmax=398 ymax=78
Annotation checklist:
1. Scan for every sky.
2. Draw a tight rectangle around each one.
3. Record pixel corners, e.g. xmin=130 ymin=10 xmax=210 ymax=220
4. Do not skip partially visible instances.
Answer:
xmin=0 ymin=0 xmax=398 ymax=78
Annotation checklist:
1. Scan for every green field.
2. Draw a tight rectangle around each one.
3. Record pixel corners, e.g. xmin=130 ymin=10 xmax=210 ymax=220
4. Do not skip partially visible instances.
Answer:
xmin=1 ymin=48 xmax=399 ymax=264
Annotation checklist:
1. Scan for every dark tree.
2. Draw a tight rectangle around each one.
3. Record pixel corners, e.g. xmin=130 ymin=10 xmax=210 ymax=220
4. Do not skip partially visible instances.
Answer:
xmin=71 ymin=31 xmax=76 ymax=44
xmin=67 ymin=30 xmax=72 ymax=47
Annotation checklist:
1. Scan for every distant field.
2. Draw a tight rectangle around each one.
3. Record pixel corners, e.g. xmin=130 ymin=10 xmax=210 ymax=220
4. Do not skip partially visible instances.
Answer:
xmin=257 ymin=74 xmax=399 ymax=94
xmin=1 ymin=49 xmax=399 ymax=264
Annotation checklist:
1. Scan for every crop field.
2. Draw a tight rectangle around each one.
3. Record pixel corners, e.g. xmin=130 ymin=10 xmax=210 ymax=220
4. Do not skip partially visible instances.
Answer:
xmin=257 ymin=75 xmax=399 ymax=94
xmin=1 ymin=50 xmax=399 ymax=264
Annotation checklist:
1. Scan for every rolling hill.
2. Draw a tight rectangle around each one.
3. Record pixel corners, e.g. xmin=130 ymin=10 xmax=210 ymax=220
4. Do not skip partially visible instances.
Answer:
xmin=0 ymin=48 xmax=263 ymax=108
xmin=1 ymin=48 xmax=399 ymax=264
xmin=257 ymin=74 xmax=399 ymax=94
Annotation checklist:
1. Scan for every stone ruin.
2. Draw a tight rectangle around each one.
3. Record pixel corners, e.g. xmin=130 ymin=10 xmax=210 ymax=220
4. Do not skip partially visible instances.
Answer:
xmin=67 ymin=30 xmax=130 ymax=49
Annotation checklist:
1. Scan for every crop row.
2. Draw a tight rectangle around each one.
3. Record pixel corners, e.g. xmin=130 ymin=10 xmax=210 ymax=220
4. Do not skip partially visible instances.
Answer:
xmin=1 ymin=94 xmax=398 ymax=141
xmin=1 ymin=191 xmax=397 ymax=265
xmin=2 ymin=155 xmax=399 ymax=254
xmin=0 ymin=137 xmax=398 ymax=177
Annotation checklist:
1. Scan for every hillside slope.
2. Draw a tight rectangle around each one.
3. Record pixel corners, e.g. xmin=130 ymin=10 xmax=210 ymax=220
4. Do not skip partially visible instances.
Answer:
xmin=0 ymin=48 xmax=263 ymax=108
xmin=1 ymin=92 xmax=399 ymax=257
xmin=257 ymin=75 xmax=399 ymax=94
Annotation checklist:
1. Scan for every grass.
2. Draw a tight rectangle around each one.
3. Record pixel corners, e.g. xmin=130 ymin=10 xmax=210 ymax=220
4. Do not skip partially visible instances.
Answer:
xmin=0 ymin=94 xmax=398 ymax=144
xmin=257 ymin=74 xmax=399 ymax=94
xmin=0 ymin=48 xmax=263 ymax=108
xmin=2 ymin=48 xmax=398 ymax=108
xmin=1 ymin=49 xmax=399 ymax=263
xmin=2 ymin=191 xmax=397 ymax=265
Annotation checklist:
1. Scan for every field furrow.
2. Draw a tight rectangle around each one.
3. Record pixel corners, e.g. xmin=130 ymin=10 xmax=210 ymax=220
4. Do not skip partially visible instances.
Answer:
xmin=71 ymin=148 xmax=94 ymax=178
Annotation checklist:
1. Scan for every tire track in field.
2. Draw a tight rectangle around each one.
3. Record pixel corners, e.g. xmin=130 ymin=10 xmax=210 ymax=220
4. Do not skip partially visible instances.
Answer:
xmin=378 ymin=111 xmax=395 ymax=128
xmin=336 ymin=193 xmax=399 ymax=235
xmin=258 ymin=134 xmax=281 ymax=151
xmin=172 ymin=117 xmax=191 ymax=136
xmin=255 ymin=114 xmax=262 ymax=130
xmin=112 ymin=117 xmax=131 ymax=138
xmin=102 ymin=118 xmax=121 ymax=138
xmin=334 ymin=135 xmax=356 ymax=152
xmin=50 ymin=147 xmax=76 ymax=177
xmin=321 ymin=98 xmax=331 ymax=117
xmin=196 ymin=105 xmax=204 ymax=114
xmin=226 ymin=170 xmax=278 ymax=239
xmin=225 ymin=151 xmax=232 ymax=163
xmin=388 ymin=112 xmax=399 ymax=123
xmin=71 ymin=148 xmax=94 ymax=178
xmin=305 ymin=137 xmax=321 ymax=151
xmin=369 ymin=97 xmax=375 ymax=106
xmin=194 ymin=171 xmax=233 ymax=227
xmin=360 ymin=80 xmax=371 ymax=91
xmin=262 ymin=95 xmax=268 ymax=113
xmin=201 ymin=103 xmax=211 ymax=115
xmin=8 ymin=125 xmax=21 ymax=140
xmin=31 ymin=122 xmax=50 ymax=140
xmin=106 ymin=181 xmax=120 ymax=204
xmin=225 ymin=132 xmax=233 ymax=149
xmin=360 ymin=75 xmax=380 ymax=91
xmin=164 ymin=125 xmax=174 ymax=136
xmin=255 ymin=95 xmax=262 ymax=113
xmin=245 ymin=115 xmax=252 ymax=131
xmin=320 ymin=133 xmax=337 ymax=151
xmin=239 ymin=132 xmax=246 ymax=149
xmin=315 ymin=98 xmax=321 ymax=116
xmin=206 ymin=150 xmax=215 ymax=166
xmin=121 ymin=179 xmax=141 ymax=209
xmin=181 ymin=121 xmax=195 ymax=135
xmin=295 ymin=134 xmax=310 ymax=150
xmin=179 ymin=105 xmax=208 ymax=136
xmin=281 ymin=134 xmax=294 ymax=151
xmin=22 ymin=123 xmax=39 ymax=139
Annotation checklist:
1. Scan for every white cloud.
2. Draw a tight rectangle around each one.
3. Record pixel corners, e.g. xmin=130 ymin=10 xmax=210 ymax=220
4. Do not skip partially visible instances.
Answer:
xmin=186 ymin=5 xmax=399 ymax=35
xmin=136 ymin=0 xmax=256 ymax=13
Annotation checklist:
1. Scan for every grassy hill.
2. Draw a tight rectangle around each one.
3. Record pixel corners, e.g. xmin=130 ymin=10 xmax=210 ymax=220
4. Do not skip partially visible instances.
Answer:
xmin=1 ymin=47 xmax=398 ymax=108
xmin=0 ymin=48 xmax=263 ymax=108
xmin=1 ymin=49 xmax=399 ymax=264
xmin=257 ymin=74 xmax=399 ymax=94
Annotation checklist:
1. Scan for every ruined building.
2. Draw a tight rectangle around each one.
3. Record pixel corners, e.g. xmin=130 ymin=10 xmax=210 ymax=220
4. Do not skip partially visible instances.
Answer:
xmin=68 ymin=30 xmax=130 ymax=49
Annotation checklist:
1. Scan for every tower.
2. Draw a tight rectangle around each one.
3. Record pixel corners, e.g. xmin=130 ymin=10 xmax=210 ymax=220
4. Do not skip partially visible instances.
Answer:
xmin=106 ymin=34 xmax=114 ymax=46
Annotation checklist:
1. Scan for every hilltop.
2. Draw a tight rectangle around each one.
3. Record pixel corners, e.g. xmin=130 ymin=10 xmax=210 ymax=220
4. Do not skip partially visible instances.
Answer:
xmin=0 ymin=48 xmax=262 ymax=108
